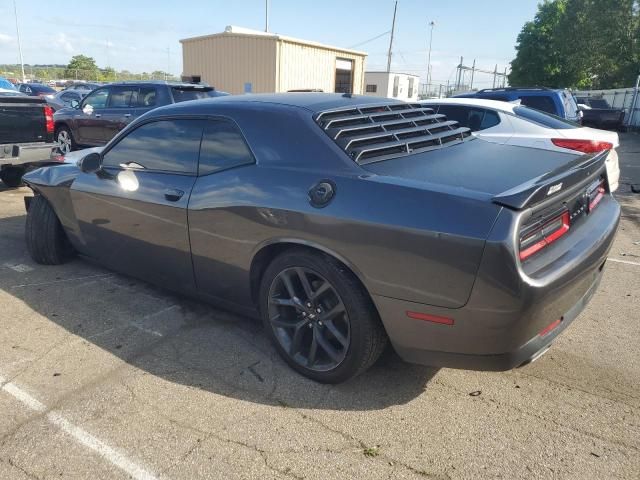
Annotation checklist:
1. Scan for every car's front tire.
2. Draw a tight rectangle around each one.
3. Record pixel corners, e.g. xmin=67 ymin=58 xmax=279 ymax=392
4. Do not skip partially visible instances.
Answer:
xmin=55 ymin=125 xmax=76 ymax=154
xmin=259 ymin=248 xmax=387 ymax=383
xmin=0 ymin=167 xmax=26 ymax=188
xmin=25 ymin=195 xmax=75 ymax=265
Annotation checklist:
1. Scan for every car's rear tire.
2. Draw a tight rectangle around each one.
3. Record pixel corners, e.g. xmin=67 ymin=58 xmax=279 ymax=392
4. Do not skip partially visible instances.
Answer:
xmin=25 ymin=195 xmax=75 ymax=265
xmin=259 ymin=248 xmax=387 ymax=383
xmin=55 ymin=125 xmax=76 ymax=154
xmin=0 ymin=167 xmax=26 ymax=188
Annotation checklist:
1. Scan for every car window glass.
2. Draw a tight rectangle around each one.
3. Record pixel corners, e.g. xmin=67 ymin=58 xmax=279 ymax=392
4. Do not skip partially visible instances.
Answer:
xmin=513 ymin=106 xmax=580 ymax=130
xmin=479 ymin=109 xmax=500 ymax=130
xmin=434 ymin=106 xmax=500 ymax=132
xmin=60 ymin=92 xmax=73 ymax=101
xmin=102 ymin=119 xmax=204 ymax=174
xmin=108 ymin=86 xmax=136 ymax=108
xmin=137 ymin=87 xmax=157 ymax=107
xmin=199 ymin=120 xmax=255 ymax=175
xmin=83 ymin=88 xmax=109 ymax=109
xmin=433 ymin=105 xmax=468 ymax=126
xmin=518 ymin=95 xmax=557 ymax=115
xmin=171 ymin=87 xmax=216 ymax=103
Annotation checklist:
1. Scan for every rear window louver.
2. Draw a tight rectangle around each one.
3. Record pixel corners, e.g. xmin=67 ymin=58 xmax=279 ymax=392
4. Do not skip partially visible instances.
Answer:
xmin=315 ymin=103 xmax=472 ymax=164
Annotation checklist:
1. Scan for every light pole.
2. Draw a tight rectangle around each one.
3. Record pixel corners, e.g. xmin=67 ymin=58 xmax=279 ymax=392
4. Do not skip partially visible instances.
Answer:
xmin=13 ymin=0 xmax=26 ymax=83
xmin=426 ymin=20 xmax=435 ymax=97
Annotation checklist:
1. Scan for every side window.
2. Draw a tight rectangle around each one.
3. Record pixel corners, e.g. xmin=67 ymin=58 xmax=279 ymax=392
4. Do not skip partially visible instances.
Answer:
xmin=102 ymin=119 xmax=204 ymax=174
xmin=83 ymin=88 xmax=109 ymax=109
xmin=136 ymin=87 xmax=157 ymax=107
xmin=435 ymin=105 xmax=470 ymax=127
xmin=199 ymin=120 xmax=255 ymax=176
xmin=519 ymin=95 xmax=557 ymax=115
xmin=108 ymin=86 xmax=136 ymax=108
xmin=478 ymin=109 xmax=500 ymax=130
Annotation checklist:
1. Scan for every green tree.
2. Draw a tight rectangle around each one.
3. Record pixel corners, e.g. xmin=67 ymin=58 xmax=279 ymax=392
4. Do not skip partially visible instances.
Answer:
xmin=63 ymin=55 xmax=99 ymax=80
xmin=509 ymin=0 xmax=568 ymax=88
xmin=509 ymin=0 xmax=640 ymax=89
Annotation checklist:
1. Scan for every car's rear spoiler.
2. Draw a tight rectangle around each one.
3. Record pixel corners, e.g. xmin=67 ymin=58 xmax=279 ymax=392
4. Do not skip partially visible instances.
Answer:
xmin=492 ymin=150 xmax=609 ymax=210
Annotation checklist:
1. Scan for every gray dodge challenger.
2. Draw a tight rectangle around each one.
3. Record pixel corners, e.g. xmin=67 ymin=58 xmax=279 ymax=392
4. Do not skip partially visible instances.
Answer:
xmin=22 ymin=93 xmax=620 ymax=383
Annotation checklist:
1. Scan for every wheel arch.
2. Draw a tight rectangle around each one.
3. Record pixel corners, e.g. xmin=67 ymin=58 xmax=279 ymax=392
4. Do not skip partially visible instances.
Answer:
xmin=249 ymin=239 xmax=371 ymax=307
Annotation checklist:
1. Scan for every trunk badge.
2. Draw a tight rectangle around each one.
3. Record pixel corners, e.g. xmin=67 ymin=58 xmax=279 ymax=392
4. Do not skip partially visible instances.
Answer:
xmin=547 ymin=183 xmax=563 ymax=196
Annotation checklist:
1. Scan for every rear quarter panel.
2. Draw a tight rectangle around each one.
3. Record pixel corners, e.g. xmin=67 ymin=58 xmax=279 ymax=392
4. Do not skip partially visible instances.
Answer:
xmin=187 ymin=105 xmax=502 ymax=309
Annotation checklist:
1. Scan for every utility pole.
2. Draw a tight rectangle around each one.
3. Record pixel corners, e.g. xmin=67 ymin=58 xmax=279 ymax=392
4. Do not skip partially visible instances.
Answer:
xmin=426 ymin=21 xmax=435 ymax=95
xmin=386 ymin=1 xmax=397 ymax=73
xmin=265 ymin=0 xmax=270 ymax=32
xmin=470 ymin=59 xmax=476 ymax=90
xmin=13 ymin=0 xmax=26 ymax=83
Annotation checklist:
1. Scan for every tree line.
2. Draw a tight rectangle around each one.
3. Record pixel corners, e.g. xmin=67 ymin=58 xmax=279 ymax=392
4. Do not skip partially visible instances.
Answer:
xmin=1 ymin=55 xmax=177 ymax=82
xmin=509 ymin=0 xmax=639 ymax=89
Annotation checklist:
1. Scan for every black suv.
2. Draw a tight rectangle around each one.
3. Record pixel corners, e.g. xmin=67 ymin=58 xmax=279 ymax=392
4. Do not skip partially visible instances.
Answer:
xmin=53 ymin=81 xmax=228 ymax=153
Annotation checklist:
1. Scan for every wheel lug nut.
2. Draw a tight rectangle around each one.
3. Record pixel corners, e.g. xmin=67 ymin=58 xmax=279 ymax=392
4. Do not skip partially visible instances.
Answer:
xmin=302 ymin=312 xmax=307 ymax=316
xmin=316 ymin=308 xmax=322 ymax=313
xmin=306 ymin=302 xmax=312 ymax=308
xmin=318 ymin=321 xmax=323 ymax=326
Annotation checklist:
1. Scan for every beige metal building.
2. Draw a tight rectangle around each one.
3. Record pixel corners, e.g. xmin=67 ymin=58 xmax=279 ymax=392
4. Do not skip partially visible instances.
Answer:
xmin=180 ymin=26 xmax=367 ymax=95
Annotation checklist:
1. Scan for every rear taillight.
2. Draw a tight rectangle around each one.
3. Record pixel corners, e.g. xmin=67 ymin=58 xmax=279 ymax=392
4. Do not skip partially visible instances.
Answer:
xmin=44 ymin=105 xmax=54 ymax=134
xmin=551 ymin=138 xmax=613 ymax=153
xmin=519 ymin=210 xmax=570 ymax=261
xmin=587 ymin=179 xmax=606 ymax=211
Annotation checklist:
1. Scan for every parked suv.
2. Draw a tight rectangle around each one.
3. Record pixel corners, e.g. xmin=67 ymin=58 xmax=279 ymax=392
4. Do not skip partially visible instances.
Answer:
xmin=53 ymin=81 xmax=229 ymax=153
xmin=455 ymin=87 xmax=581 ymax=123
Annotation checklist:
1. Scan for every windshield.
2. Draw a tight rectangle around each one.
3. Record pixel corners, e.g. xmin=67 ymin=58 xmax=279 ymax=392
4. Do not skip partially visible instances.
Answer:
xmin=513 ymin=106 xmax=580 ymax=130
xmin=0 ymin=78 xmax=16 ymax=90
xmin=171 ymin=87 xmax=218 ymax=103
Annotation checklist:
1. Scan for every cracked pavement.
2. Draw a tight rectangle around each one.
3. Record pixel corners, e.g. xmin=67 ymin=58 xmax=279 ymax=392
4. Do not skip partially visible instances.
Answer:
xmin=0 ymin=134 xmax=639 ymax=479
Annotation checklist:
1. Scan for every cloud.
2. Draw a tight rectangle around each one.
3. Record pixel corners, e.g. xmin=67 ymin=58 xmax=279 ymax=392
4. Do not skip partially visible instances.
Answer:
xmin=53 ymin=33 xmax=74 ymax=54
xmin=0 ymin=33 xmax=14 ymax=45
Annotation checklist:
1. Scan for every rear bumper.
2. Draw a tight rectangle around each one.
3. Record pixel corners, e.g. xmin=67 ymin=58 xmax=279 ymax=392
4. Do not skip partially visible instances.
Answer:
xmin=0 ymin=142 xmax=58 ymax=168
xmin=373 ymin=196 xmax=620 ymax=371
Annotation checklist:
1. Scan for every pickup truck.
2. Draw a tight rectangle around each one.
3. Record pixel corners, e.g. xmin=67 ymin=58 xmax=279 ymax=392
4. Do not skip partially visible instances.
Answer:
xmin=576 ymin=97 xmax=625 ymax=130
xmin=0 ymin=93 xmax=59 ymax=187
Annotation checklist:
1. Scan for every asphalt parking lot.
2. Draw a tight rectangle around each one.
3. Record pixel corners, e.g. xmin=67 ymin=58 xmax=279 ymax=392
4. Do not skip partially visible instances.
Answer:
xmin=0 ymin=137 xmax=638 ymax=480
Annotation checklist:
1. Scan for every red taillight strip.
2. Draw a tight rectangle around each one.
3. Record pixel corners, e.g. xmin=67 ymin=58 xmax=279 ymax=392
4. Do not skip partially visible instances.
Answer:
xmin=519 ymin=211 xmax=570 ymax=261
xmin=406 ymin=311 xmax=454 ymax=325
xmin=551 ymin=138 xmax=613 ymax=153
xmin=539 ymin=318 xmax=562 ymax=337
xmin=43 ymin=105 xmax=54 ymax=134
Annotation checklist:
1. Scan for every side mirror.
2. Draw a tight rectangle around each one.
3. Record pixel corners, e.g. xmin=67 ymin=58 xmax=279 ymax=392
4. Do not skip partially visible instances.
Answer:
xmin=78 ymin=152 xmax=102 ymax=174
xmin=70 ymin=99 xmax=79 ymax=109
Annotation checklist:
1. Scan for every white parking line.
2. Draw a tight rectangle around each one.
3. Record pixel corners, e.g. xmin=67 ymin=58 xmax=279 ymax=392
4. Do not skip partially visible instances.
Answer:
xmin=0 ymin=374 xmax=160 ymax=480
xmin=10 ymin=273 xmax=113 ymax=289
xmin=609 ymin=258 xmax=640 ymax=267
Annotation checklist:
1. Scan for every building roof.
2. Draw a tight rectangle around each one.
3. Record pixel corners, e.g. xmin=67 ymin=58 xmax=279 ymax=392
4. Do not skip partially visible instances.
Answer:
xmin=180 ymin=25 xmax=367 ymax=57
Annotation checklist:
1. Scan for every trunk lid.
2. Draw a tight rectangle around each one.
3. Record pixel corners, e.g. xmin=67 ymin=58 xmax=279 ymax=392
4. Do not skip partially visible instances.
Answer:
xmin=362 ymin=139 xmax=601 ymax=209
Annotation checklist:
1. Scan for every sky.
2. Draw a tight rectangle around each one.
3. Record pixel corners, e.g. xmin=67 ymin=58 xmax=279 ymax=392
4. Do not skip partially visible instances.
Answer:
xmin=0 ymin=0 xmax=539 ymax=87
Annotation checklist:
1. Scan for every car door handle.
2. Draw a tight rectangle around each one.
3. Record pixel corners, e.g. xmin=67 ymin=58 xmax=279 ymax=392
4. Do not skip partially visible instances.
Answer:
xmin=123 ymin=114 xmax=132 ymax=118
xmin=164 ymin=188 xmax=185 ymax=202
xmin=94 ymin=114 xmax=101 ymax=118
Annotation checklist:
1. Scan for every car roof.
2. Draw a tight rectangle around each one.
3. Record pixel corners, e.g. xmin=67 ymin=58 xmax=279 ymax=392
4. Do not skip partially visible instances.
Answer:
xmin=149 ymin=93 xmax=406 ymax=116
xmin=420 ymin=97 xmax=518 ymax=113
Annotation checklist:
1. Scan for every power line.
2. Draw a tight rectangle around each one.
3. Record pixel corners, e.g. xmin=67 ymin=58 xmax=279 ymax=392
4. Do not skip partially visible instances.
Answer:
xmin=348 ymin=30 xmax=392 ymax=50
